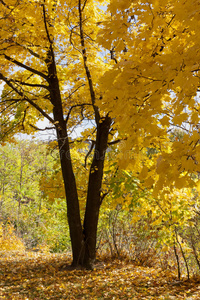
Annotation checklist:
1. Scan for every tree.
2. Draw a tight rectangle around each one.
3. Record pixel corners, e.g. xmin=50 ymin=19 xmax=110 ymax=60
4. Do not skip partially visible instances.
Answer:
xmin=1 ymin=0 xmax=200 ymax=270
xmin=0 ymin=0 xmax=117 ymax=269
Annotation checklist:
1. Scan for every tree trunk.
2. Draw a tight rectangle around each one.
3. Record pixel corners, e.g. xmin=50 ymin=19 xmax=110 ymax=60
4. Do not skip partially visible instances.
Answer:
xmin=47 ymin=52 xmax=85 ymax=266
xmin=56 ymin=125 xmax=85 ymax=266
xmin=83 ymin=115 xmax=112 ymax=268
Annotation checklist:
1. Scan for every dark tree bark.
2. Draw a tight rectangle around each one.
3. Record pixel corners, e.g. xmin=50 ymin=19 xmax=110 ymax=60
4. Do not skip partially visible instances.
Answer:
xmin=56 ymin=125 xmax=85 ymax=266
xmin=83 ymin=115 xmax=112 ymax=268
xmin=45 ymin=46 xmax=85 ymax=265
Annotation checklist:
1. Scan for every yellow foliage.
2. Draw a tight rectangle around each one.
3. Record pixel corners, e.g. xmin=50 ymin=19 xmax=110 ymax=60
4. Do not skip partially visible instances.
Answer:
xmin=98 ymin=0 xmax=200 ymax=192
xmin=0 ymin=222 xmax=25 ymax=252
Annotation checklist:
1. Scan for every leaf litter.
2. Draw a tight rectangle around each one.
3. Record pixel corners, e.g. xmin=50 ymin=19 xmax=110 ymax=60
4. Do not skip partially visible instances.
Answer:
xmin=0 ymin=251 xmax=200 ymax=299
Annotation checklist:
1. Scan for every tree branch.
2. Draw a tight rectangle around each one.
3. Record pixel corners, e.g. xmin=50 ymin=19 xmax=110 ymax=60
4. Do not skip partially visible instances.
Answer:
xmin=10 ymin=79 xmax=50 ymax=90
xmin=29 ymin=124 xmax=55 ymax=131
xmin=84 ymin=140 xmax=95 ymax=169
xmin=15 ymin=42 xmax=41 ymax=60
xmin=108 ymin=138 xmax=127 ymax=146
xmin=0 ymin=73 xmax=55 ymax=125
xmin=100 ymin=191 xmax=109 ymax=205
xmin=110 ymin=47 xmax=118 ymax=64
xmin=65 ymin=84 xmax=86 ymax=101
xmin=78 ymin=0 xmax=100 ymax=124
xmin=81 ymin=0 xmax=88 ymax=12
xmin=65 ymin=103 xmax=92 ymax=124
xmin=42 ymin=2 xmax=53 ymax=45
xmin=0 ymin=121 xmax=22 ymax=140
xmin=3 ymin=54 xmax=48 ymax=80
xmin=21 ymin=106 xmax=28 ymax=130
xmin=0 ymin=100 xmax=21 ymax=114
xmin=0 ymin=0 xmax=9 ymax=8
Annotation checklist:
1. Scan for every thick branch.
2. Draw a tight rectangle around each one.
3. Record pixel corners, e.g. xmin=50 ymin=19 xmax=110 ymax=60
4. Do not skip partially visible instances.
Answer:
xmin=3 ymin=54 xmax=48 ymax=80
xmin=0 ymin=73 xmax=55 ymax=124
xmin=29 ymin=124 xmax=55 ymax=131
xmin=11 ymin=79 xmax=50 ymax=90
xmin=15 ymin=42 xmax=41 ymax=60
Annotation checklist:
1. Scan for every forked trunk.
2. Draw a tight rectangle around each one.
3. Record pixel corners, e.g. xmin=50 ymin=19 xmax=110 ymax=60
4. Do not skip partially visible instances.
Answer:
xmin=47 ymin=47 xmax=111 ymax=269
xmin=57 ymin=114 xmax=111 ymax=269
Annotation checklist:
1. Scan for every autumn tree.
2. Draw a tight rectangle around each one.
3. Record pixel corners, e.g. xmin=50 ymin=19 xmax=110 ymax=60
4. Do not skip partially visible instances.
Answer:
xmin=1 ymin=0 xmax=200 ymax=269
xmin=0 ymin=0 xmax=114 ymax=269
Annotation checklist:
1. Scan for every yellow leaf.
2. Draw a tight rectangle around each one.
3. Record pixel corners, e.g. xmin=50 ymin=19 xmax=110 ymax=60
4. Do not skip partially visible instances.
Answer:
xmin=172 ymin=113 xmax=188 ymax=125
xmin=160 ymin=115 xmax=170 ymax=127
xmin=196 ymin=180 xmax=200 ymax=192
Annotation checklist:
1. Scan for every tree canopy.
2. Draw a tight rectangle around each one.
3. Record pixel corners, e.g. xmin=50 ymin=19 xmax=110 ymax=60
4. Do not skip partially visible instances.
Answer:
xmin=98 ymin=0 xmax=200 ymax=192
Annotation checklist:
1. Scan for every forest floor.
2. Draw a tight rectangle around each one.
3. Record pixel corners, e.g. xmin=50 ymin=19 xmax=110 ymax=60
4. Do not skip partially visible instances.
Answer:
xmin=0 ymin=252 xmax=200 ymax=299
